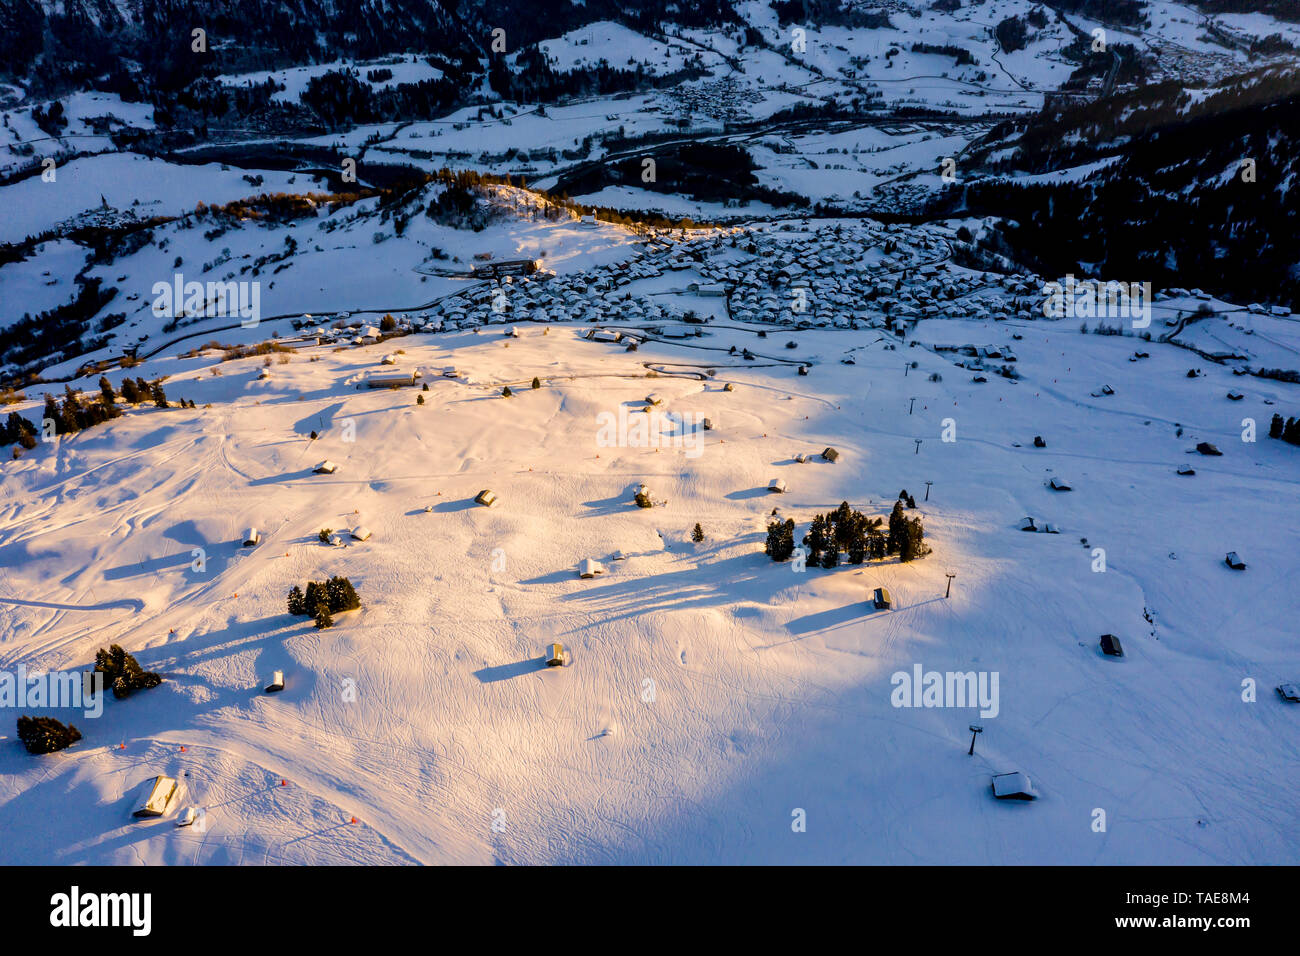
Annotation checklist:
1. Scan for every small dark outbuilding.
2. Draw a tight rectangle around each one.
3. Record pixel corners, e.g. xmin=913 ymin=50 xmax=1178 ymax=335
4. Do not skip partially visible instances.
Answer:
xmin=1099 ymin=634 xmax=1124 ymax=658
xmin=1196 ymin=442 xmax=1222 ymax=456
xmin=1225 ymin=551 xmax=1246 ymax=570
xmin=1033 ymin=436 xmax=1046 ymax=448
xmin=991 ymin=771 xmax=1038 ymax=800
xmin=873 ymin=587 xmax=892 ymax=610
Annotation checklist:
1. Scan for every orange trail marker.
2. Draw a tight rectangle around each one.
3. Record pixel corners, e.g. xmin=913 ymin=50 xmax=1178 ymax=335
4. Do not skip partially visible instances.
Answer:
xmin=350 ymin=816 xmax=359 ymax=824
xmin=180 ymin=746 xmax=186 ymax=752
xmin=119 ymin=743 xmax=125 ymax=750
xmin=280 ymin=779 xmax=287 ymax=787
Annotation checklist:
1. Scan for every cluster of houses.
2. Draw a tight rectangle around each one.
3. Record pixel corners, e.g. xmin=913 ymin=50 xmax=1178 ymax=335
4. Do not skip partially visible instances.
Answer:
xmin=660 ymin=76 xmax=766 ymax=123
xmin=282 ymin=219 xmax=1211 ymax=368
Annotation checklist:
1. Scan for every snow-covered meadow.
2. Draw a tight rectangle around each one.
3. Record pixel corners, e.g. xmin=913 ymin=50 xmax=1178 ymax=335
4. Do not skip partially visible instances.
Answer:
xmin=1 ymin=297 xmax=1296 ymax=864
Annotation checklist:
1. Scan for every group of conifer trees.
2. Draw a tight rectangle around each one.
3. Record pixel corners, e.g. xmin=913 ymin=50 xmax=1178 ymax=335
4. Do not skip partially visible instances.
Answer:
xmin=765 ymin=493 xmax=929 ymax=566
xmin=1 ymin=375 xmax=191 ymax=455
xmin=16 ymin=645 xmax=163 ymax=755
xmin=1269 ymin=414 xmax=1300 ymax=446
xmin=287 ymin=576 xmax=362 ymax=629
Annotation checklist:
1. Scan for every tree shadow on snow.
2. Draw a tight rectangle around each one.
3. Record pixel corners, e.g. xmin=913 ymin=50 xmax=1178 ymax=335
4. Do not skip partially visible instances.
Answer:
xmin=554 ymin=550 xmax=782 ymax=626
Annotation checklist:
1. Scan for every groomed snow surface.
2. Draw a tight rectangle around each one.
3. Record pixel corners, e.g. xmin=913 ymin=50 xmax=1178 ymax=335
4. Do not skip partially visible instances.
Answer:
xmin=0 ymin=316 xmax=1296 ymax=864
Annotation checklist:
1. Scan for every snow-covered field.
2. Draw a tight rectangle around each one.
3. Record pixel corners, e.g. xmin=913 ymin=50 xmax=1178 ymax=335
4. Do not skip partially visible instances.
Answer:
xmin=1 ymin=299 xmax=1296 ymax=864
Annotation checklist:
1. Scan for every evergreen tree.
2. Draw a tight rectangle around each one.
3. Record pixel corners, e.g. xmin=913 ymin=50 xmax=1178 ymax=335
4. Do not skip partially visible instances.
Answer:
xmin=287 ymin=585 xmax=305 ymax=615
xmin=313 ymin=600 xmax=334 ymax=629
xmin=846 ymin=512 xmax=868 ymax=564
xmin=3 ymin=411 xmax=37 ymax=447
xmin=92 ymin=644 xmax=163 ymax=699
xmin=804 ymin=514 xmax=830 ymax=565
xmin=43 ymin=394 xmax=59 ymax=434
xmin=900 ymin=516 xmax=927 ymax=563
xmin=120 ymin=378 xmax=140 ymax=404
xmin=868 ymin=527 xmax=887 ymax=560
xmin=691 ymin=522 xmax=704 ymax=542
xmin=113 ymin=651 xmax=163 ymax=699
xmin=151 ymin=382 xmax=168 ymax=408
xmin=831 ymin=501 xmax=854 ymax=552
xmin=58 ymin=395 xmax=82 ymax=434
xmin=765 ymin=518 xmax=796 ymax=561
xmin=16 ymin=716 xmax=82 ymax=754
xmin=99 ymin=376 xmax=116 ymax=405
xmin=1269 ymin=414 xmax=1284 ymax=439
xmin=531 ymin=377 xmax=541 ymax=389
xmin=887 ymin=500 xmax=907 ymax=554
xmin=326 ymin=575 xmax=361 ymax=612
xmin=501 ymin=386 xmax=513 ymax=397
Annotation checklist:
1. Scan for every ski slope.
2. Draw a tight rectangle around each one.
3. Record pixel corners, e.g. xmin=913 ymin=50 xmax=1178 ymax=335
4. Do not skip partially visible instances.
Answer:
xmin=0 ymin=314 xmax=1296 ymax=864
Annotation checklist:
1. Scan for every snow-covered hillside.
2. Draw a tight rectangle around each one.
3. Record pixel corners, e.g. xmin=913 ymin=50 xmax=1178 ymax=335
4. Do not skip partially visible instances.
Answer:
xmin=1 ymin=252 xmax=1296 ymax=862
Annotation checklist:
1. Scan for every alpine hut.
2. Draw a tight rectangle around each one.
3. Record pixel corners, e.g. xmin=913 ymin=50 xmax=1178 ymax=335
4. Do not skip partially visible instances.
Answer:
xmin=991 ymin=771 xmax=1038 ymax=800
xmin=133 ymin=775 xmax=181 ymax=818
